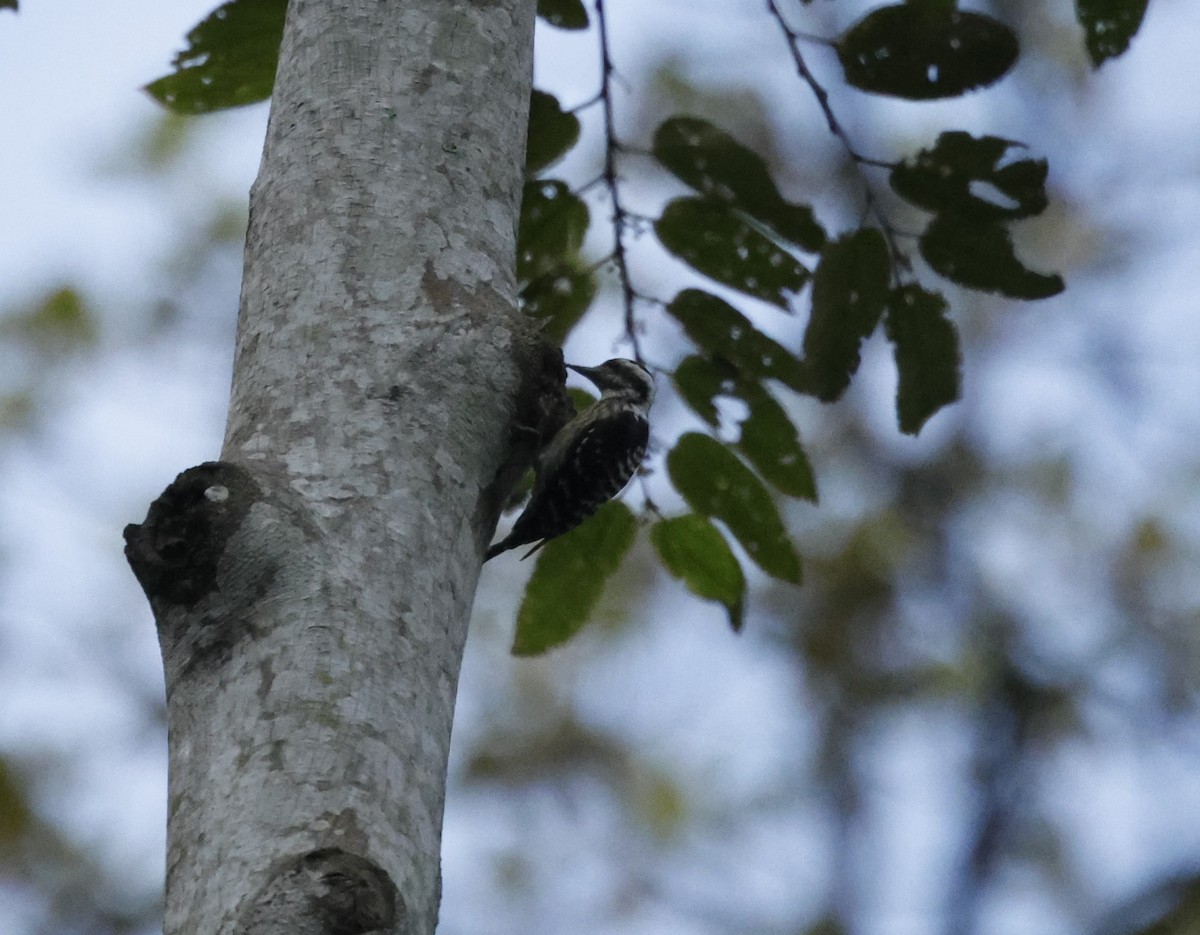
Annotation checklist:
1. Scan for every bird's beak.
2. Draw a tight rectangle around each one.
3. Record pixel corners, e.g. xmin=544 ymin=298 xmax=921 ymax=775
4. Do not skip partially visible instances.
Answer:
xmin=566 ymin=363 xmax=601 ymax=385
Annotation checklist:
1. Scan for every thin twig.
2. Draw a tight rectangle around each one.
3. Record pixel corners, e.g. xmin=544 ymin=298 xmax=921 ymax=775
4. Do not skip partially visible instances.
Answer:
xmin=595 ymin=0 xmax=645 ymax=364
xmin=569 ymin=92 xmax=605 ymax=114
xmin=572 ymin=175 xmax=607 ymax=199
xmin=637 ymin=473 xmax=664 ymax=519
xmin=764 ymin=0 xmax=911 ymax=283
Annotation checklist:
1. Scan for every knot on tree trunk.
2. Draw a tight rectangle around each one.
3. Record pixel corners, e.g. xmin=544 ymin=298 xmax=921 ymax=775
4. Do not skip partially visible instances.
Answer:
xmin=124 ymin=461 xmax=262 ymax=608
xmin=236 ymin=848 xmax=402 ymax=935
xmin=125 ymin=460 xmax=320 ymax=686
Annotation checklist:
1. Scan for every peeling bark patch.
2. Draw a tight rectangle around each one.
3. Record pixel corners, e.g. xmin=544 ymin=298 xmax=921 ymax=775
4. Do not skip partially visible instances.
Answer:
xmin=258 ymin=657 xmax=276 ymax=701
xmin=124 ymin=462 xmax=261 ymax=608
xmin=421 ymin=257 xmax=481 ymax=318
xmin=237 ymin=848 xmax=401 ymax=935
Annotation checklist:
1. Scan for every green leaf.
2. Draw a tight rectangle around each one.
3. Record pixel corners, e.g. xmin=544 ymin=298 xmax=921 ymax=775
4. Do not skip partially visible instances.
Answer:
xmin=653 ymin=116 xmax=825 ymax=251
xmin=537 ymin=0 xmax=589 ymax=30
xmin=673 ymin=357 xmax=816 ymax=501
xmin=144 ymin=0 xmax=287 ymax=114
xmin=672 ymin=355 xmax=731 ymax=427
xmin=518 ymin=180 xmax=589 ymax=280
xmin=512 ymin=501 xmax=638 ymax=655
xmin=920 ymin=213 xmax=1065 ymax=299
xmin=0 ymin=759 xmax=31 ymax=844
xmin=667 ymin=290 xmax=807 ymax=390
xmin=1 ymin=287 xmax=98 ymax=351
xmin=0 ymin=1 xmax=17 ymax=11
xmin=667 ymin=433 xmax=801 ymax=583
xmin=526 ymin=90 xmax=582 ymax=174
xmin=884 ymin=285 xmax=961 ymax=434
xmin=520 ymin=263 xmax=597 ymax=345
xmin=890 ymin=132 xmax=1048 ymax=220
xmin=801 ymin=229 xmax=891 ymax=401
xmin=656 ymin=199 xmax=810 ymax=308
xmin=1076 ymin=0 xmax=1149 ymax=66
xmin=836 ymin=4 xmax=1019 ymax=100
xmin=737 ymin=386 xmax=818 ymax=500
xmin=652 ymin=515 xmax=746 ymax=631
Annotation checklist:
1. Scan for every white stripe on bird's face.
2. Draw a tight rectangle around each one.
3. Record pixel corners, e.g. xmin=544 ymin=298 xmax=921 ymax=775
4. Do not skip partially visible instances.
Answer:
xmin=568 ymin=358 xmax=655 ymax=406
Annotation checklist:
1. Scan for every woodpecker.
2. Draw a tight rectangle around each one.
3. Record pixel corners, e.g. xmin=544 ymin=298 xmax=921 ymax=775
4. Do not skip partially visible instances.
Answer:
xmin=485 ymin=358 xmax=654 ymax=561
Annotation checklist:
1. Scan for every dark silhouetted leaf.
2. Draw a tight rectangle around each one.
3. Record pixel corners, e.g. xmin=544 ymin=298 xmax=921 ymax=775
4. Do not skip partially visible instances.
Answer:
xmin=145 ymin=0 xmax=287 ymax=114
xmin=667 ymin=290 xmax=806 ymax=390
xmin=891 ymin=132 xmax=1048 ymax=220
xmin=672 ymin=355 xmax=730 ymax=426
xmin=0 ymin=1 xmax=17 ymax=12
xmin=521 ymin=264 xmax=596 ymax=345
xmin=1077 ymin=0 xmax=1149 ymax=66
xmin=653 ymin=116 xmax=825 ymax=251
xmin=2 ymin=287 xmax=97 ymax=352
xmin=652 ymin=515 xmax=746 ymax=631
xmin=801 ymin=229 xmax=890 ymax=401
xmin=527 ymin=90 xmax=581 ymax=173
xmin=513 ymin=501 xmax=637 ymax=655
xmin=667 ymin=433 xmax=801 ymax=582
xmin=836 ymin=3 xmax=1018 ymax=100
xmin=537 ymin=0 xmax=588 ymax=30
xmin=673 ymin=356 xmax=817 ymax=501
xmin=738 ymin=387 xmax=817 ymax=500
xmin=920 ymin=213 xmax=1064 ymax=299
xmin=884 ymin=285 xmax=961 ymax=434
xmin=656 ymin=199 xmax=809 ymax=308
xmin=518 ymin=180 xmax=589 ymax=280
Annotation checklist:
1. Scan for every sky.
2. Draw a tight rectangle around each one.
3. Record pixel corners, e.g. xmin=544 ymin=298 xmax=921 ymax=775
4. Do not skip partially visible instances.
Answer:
xmin=2 ymin=1 xmax=1200 ymax=934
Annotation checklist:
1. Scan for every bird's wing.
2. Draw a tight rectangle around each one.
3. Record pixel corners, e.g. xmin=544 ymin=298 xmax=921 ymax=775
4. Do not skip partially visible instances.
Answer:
xmin=512 ymin=406 xmax=649 ymax=545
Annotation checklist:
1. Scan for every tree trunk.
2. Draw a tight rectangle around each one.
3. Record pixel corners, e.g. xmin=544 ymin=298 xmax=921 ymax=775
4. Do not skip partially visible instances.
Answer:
xmin=124 ymin=1 xmax=553 ymax=932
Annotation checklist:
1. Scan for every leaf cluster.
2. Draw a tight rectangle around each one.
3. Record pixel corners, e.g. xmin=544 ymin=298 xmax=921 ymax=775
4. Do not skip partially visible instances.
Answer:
xmin=138 ymin=0 xmax=1150 ymax=650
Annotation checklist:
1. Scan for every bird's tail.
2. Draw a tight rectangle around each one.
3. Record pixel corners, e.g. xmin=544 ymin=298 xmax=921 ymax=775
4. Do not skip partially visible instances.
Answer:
xmin=483 ymin=540 xmax=508 ymax=562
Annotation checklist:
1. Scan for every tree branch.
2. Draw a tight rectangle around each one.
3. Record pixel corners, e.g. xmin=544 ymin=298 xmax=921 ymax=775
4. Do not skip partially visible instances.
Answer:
xmin=764 ymin=0 xmax=911 ymax=284
xmin=595 ymin=0 xmax=645 ymax=364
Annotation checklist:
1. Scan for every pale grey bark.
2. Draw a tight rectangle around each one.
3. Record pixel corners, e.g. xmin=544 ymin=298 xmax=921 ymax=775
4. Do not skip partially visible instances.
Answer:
xmin=124 ymin=1 xmax=557 ymax=932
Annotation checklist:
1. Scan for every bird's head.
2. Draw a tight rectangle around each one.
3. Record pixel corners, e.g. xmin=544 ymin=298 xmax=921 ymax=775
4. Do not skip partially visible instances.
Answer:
xmin=567 ymin=358 xmax=655 ymax=407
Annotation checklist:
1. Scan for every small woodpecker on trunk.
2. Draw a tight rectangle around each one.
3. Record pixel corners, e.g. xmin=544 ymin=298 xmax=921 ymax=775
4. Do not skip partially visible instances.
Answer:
xmin=485 ymin=358 xmax=654 ymax=561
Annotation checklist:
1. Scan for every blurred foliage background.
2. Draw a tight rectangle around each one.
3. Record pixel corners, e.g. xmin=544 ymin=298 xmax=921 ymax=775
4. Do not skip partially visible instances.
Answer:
xmin=2 ymin=1 xmax=1199 ymax=934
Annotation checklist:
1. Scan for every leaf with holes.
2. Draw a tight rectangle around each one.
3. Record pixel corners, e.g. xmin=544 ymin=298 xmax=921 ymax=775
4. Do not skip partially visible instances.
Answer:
xmin=145 ymin=0 xmax=287 ymax=114
xmin=1076 ymin=0 xmax=1149 ymax=66
xmin=537 ymin=0 xmax=588 ymax=30
xmin=884 ymin=285 xmax=961 ymax=434
xmin=520 ymin=262 xmax=597 ymax=345
xmin=667 ymin=291 xmax=807 ymax=390
xmin=673 ymin=356 xmax=816 ymax=501
xmin=801 ymin=229 xmax=891 ymax=401
xmin=527 ymin=91 xmax=582 ymax=173
xmin=891 ymin=132 xmax=1048 ymax=220
xmin=653 ymin=116 xmax=825 ymax=251
xmin=672 ymin=355 xmax=733 ymax=427
xmin=836 ymin=3 xmax=1019 ymax=100
xmin=737 ymin=385 xmax=817 ymax=501
xmin=518 ymin=181 xmax=589 ymax=281
xmin=512 ymin=502 xmax=638 ymax=655
xmin=667 ymin=433 xmax=801 ymax=583
xmin=656 ymin=199 xmax=809 ymax=309
xmin=920 ymin=213 xmax=1064 ymax=299
xmin=652 ymin=515 xmax=746 ymax=631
